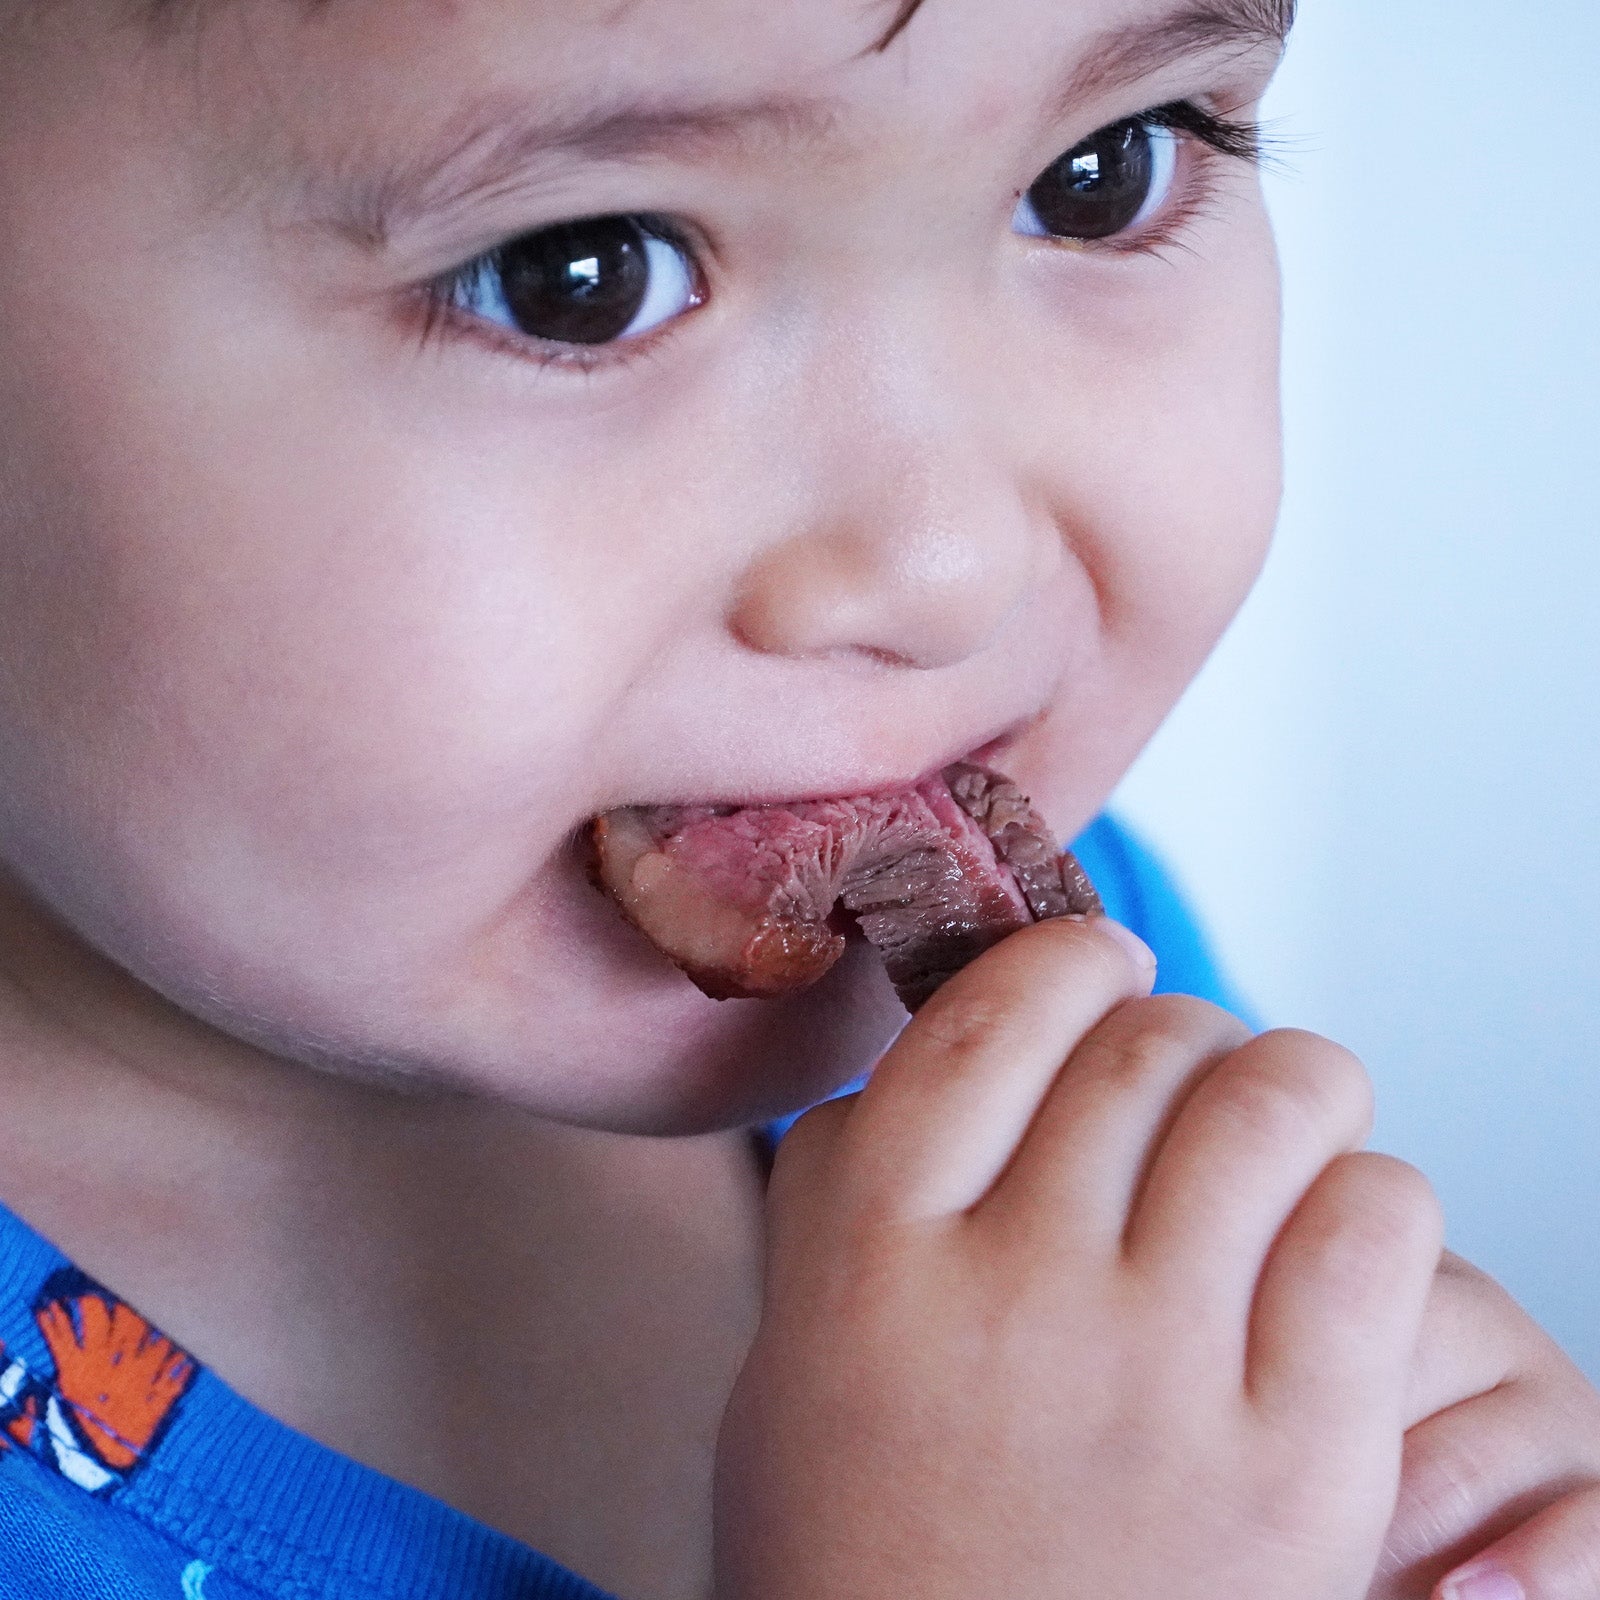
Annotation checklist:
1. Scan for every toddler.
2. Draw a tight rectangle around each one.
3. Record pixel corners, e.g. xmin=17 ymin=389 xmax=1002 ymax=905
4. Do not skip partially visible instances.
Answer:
xmin=0 ymin=0 xmax=1598 ymax=1596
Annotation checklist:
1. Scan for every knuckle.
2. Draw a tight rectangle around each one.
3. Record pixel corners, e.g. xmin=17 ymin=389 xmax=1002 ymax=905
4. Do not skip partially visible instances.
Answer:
xmin=1079 ymin=999 xmax=1195 ymax=1076
xmin=906 ymin=987 xmax=1018 ymax=1069
xmin=1206 ymin=1058 xmax=1341 ymax=1151
xmin=1072 ymin=994 xmax=1251 ymax=1097
xmin=1213 ymin=1070 xmax=1317 ymax=1151
xmin=1262 ymin=1029 xmax=1373 ymax=1104
xmin=1122 ymin=992 xmax=1254 ymax=1053
xmin=1349 ymin=1155 xmax=1442 ymax=1238
xmin=1216 ymin=1031 xmax=1374 ymax=1146
xmin=1312 ymin=1155 xmax=1443 ymax=1269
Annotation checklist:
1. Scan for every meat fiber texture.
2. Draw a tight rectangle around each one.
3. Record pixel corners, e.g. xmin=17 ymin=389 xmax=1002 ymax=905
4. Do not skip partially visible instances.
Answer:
xmin=591 ymin=763 xmax=1102 ymax=1013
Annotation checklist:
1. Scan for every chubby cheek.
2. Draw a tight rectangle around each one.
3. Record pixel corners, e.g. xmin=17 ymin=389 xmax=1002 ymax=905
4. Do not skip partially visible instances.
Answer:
xmin=1014 ymin=211 xmax=1283 ymax=826
xmin=0 ymin=97 xmax=791 ymax=1123
xmin=0 ymin=335 xmax=619 ymax=1050
xmin=0 ymin=303 xmax=904 ymax=1127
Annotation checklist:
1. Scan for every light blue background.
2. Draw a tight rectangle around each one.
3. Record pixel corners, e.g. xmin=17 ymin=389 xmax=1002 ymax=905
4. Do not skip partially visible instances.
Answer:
xmin=1117 ymin=0 xmax=1600 ymax=1379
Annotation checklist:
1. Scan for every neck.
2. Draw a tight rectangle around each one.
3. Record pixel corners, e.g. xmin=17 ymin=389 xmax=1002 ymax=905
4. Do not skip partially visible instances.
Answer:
xmin=0 ymin=874 xmax=766 ymax=1600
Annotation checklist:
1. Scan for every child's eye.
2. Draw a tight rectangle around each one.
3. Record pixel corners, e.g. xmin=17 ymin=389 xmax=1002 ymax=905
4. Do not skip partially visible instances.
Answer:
xmin=1013 ymin=119 xmax=1179 ymax=244
xmin=439 ymin=214 xmax=703 ymax=348
xmin=1012 ymin=102 xmax=1261 ymax=248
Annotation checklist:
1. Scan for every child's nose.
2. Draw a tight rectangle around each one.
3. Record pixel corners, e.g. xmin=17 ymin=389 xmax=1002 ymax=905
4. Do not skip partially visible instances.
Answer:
xmin=728 ymin=422 xmax=1063 ymax=672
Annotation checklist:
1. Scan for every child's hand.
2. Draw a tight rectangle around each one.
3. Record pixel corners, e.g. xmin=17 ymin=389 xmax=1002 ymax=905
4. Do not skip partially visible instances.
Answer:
xmin=715 ymin=919 xmax=1444 ymax=1600
xmin=1373 ymin=1254 xmax=1600 ymax=1600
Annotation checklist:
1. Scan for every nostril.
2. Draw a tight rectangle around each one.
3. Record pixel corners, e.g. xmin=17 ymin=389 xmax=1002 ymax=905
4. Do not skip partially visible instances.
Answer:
xmin=805 ymin=642 xmax=921 ymax=670
xmin=850 ymin=644 xmax=918 ymax=669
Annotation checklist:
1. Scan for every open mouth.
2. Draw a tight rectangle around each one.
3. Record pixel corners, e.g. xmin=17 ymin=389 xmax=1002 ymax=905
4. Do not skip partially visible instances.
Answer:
xmin=589 ymin=762 xmax=1102 ymax=1013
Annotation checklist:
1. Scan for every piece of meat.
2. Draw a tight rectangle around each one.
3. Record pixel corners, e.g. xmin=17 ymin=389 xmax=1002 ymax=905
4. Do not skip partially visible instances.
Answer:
xmin=590 ymin=763 xmax=1102 ymax=1012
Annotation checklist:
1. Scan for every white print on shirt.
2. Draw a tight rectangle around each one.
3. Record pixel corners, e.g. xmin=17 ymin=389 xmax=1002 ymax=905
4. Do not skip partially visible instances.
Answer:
xmin=43 ymin=1391 xmax=116 ymax=1493
xmin=181 ymin=1560 xmax=212 ymax=1599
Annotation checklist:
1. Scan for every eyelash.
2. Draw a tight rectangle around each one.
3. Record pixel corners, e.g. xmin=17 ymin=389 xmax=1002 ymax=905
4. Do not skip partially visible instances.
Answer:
xmin=1087 ymin=100 xmax=1270 ymax=259
xmin=411 ymin=97 xmax=1269 ymax=373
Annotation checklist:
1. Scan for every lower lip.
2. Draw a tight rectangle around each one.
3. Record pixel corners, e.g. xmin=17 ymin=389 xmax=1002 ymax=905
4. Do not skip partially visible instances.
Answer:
xmin=953 ymin=720 xmax=1033 ymax=780
xmin=964 ymin=733 xmax=1016 ymax=771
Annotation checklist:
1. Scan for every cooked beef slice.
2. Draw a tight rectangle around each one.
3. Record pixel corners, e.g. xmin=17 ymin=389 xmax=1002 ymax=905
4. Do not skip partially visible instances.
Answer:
xmin=590 ymin=763 xmax=1102 ymax=1012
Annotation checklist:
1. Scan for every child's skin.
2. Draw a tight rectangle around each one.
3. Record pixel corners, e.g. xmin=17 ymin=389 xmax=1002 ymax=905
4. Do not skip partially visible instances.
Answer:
xmin=0 ymin=0 xmax=1598 ymax=1596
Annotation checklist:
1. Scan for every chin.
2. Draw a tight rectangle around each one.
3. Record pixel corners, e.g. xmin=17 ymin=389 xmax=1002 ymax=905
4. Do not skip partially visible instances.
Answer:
xmin=648 ymin=941 xmax=909 ymax=1135
xmin=442 ymin=936 xmax=909 ymax=1139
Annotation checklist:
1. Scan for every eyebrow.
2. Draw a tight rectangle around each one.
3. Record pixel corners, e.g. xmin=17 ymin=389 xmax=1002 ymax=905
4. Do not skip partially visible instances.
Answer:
xmin=872 ymin=0 xmax=928 ymax=52
xmin=1053 ymin=0 xmax=1296 ymax=112
xmin=324 ymin=94 xmax=843 ymax=251
xmin=320 ymin=0 xmax=1293 ymax=252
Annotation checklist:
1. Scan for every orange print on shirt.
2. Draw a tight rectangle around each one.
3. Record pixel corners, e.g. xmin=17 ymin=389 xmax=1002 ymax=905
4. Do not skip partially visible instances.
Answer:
xmin=2 ymin=1389 xmax=38 ymax=1449
xmin=37 ymin=1291 xmax=195 ymax=1470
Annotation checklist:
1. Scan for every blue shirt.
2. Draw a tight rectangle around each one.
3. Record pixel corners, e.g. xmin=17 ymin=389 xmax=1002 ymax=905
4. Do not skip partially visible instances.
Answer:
xmin=0 ymin=817 xmax=1248 ymax=1600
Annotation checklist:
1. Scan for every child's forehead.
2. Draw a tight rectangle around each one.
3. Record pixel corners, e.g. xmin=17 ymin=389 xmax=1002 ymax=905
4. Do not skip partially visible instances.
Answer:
xmin=147 ymin=0 xmax=1291 ymax=104
xmin=153 ymin=0 xmax=1291 ymax=203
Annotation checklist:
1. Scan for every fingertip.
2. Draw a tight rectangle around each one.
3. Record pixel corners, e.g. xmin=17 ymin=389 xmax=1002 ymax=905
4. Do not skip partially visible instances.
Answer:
xmin=1015 ymin=913 xmax=1155 ymax=998
xmin=1366 ymin=1153 xmax=1447 ymax=1261
xmin=1436 ymin=1483 xmax=1600 ymax=1600
xmin=1437 ymin=1565 xmax=1527 ymax=1600
xmin=1095 ymin=915 xmax=1157 ymax=979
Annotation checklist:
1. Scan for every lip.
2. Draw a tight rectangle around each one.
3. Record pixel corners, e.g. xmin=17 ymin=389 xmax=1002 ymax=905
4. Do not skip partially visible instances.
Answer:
xmin=844 ymin=707 xmax=1046 ymax=801
xmin=956 ymin=723 xmax=1031 ymax=781
xmin=595 ymin=710 xmax=1044 ymax=820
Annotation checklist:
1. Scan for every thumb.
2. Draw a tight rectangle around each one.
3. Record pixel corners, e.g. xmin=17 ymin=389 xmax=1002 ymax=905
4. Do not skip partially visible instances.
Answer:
xmin=1435 ymin=1484 xmax=1600 ymax=1600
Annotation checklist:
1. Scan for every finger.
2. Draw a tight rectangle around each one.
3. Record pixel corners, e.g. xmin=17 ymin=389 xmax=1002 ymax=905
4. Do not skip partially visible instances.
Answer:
xmin=1126 ymin=1029 xmax=1375 ymax=1316
xmin=1383 ymin=1377 xmax=1600 ymax=1584
xmin=978 ymin=993 xmax=1251 ymax=1250
xmin=1250 ymin=1152 xmax=1443 ymax=1428
xmin=835 ymin=916 xmax=1156 ymax=1222
xmin=1435 ymin=1484 xmax=1600 ymax=1600
xmin=1405 ymin=1255 xmax=1559 ymax=1429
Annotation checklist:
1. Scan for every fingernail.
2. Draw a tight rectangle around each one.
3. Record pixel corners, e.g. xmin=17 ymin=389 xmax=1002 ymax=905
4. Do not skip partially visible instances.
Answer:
xmin=1440 ymin=1566 xmax=1525 ymax=1600
xmin=1098 ymin=918 xmax=1157 ymax=975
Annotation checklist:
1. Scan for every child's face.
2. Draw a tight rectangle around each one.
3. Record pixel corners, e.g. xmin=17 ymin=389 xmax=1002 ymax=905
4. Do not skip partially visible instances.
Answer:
xmin=0 ymin=0 xmax=1284 ymax=1131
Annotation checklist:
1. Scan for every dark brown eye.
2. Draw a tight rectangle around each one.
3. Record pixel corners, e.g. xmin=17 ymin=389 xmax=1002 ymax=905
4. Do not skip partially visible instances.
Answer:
xmin=1014 ymin=119 xmax=1178 ymax=243
xmin=448 ymin=214 xmax=701 ymax=347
